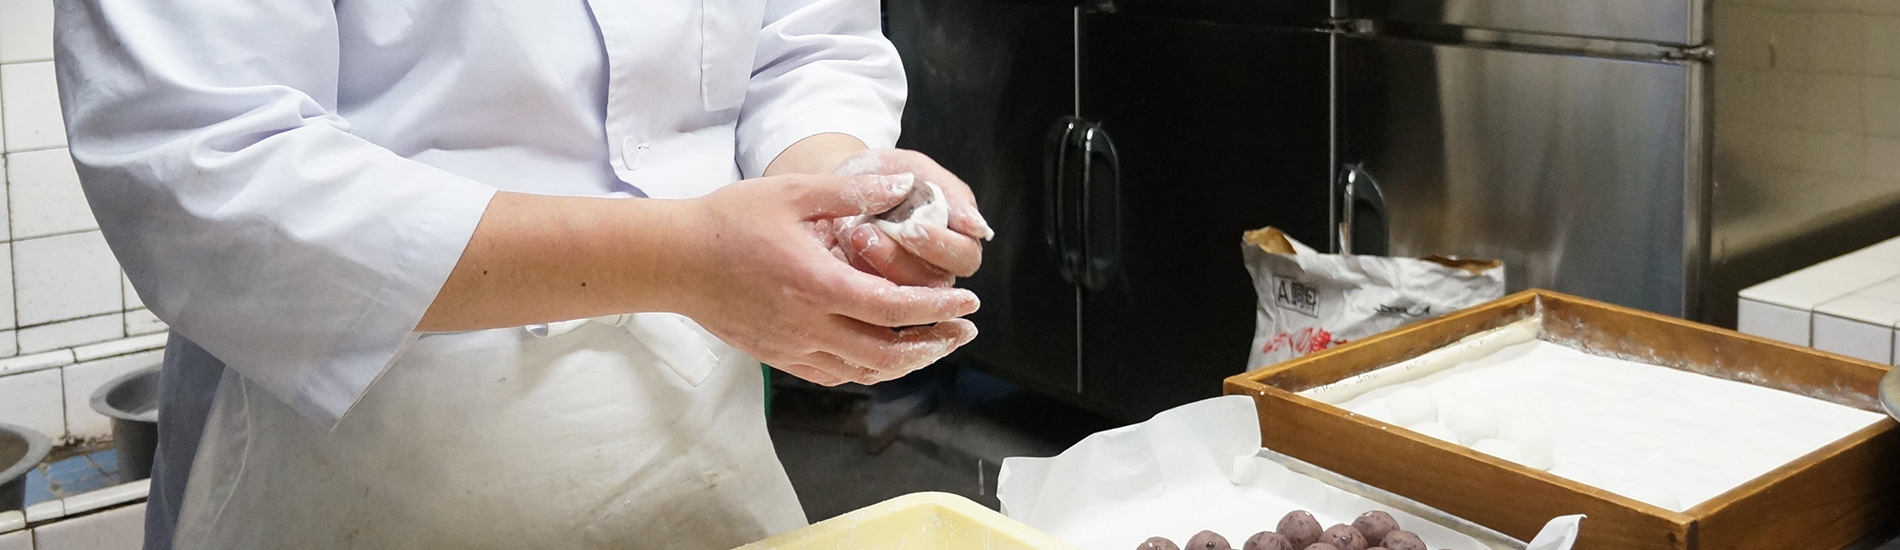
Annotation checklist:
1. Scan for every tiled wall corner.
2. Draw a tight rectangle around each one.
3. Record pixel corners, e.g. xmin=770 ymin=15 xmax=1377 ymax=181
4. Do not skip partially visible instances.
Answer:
xmin=62 ymin=349 xmax=162 ymax=440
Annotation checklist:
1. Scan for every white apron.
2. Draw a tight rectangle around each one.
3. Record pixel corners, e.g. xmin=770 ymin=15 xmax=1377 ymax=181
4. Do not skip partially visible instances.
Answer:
xmin=170 ymin=315 xmax=807 ymax=549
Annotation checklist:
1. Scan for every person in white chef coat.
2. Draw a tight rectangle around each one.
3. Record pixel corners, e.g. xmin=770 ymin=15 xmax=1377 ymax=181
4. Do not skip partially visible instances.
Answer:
xmin=53 ymin=0 xmax=990 ymax=548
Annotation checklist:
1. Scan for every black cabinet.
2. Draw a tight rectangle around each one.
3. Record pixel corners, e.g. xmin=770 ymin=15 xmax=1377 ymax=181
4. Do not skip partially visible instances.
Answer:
xmin=888 ymin=1 xmax=1334 ymax=421
xmin=1075 ymin=13 xmax=1332 ymax=419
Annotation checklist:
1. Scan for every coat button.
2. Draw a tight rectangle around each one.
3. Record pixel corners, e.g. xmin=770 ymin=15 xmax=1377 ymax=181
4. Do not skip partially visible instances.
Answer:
xmin=621 ymin=137 xmax=649 ymax=171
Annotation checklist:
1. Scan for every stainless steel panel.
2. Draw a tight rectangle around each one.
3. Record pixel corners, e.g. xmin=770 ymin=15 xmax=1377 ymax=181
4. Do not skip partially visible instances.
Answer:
xmin=1345 ymin=0 xmax=1705 ymax=46
xmin=1703 ymin=0 xmax=1900 ymax=327
xmin=1338 ymin=38 xmax=1701 ymax=316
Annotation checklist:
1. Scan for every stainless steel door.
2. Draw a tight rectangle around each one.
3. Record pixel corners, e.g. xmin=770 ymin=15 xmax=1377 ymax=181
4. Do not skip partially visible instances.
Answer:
xmin=1341 ymin=0 xmax=1705 ymax=46
xmin=1337 ymin=37 xmax=1704 ymax=316
xmin=885 ymin=0 xmax=1083 ymax=394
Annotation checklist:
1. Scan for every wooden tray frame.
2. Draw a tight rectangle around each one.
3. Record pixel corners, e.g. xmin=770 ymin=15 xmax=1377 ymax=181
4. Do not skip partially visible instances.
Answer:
xmin=1223 ymin=290 xmax=1900 ymax=550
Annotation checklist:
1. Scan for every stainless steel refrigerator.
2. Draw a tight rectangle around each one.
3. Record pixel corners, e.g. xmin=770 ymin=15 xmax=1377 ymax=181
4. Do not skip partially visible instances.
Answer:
xmin=886 ymin=0 xmax=1900 ymax=420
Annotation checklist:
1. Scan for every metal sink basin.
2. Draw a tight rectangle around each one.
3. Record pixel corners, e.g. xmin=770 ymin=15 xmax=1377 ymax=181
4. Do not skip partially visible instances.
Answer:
xmin=0 ymin=423 xmax=50 ymax=513
xmin=90 ymin=366 xmax=160 ymax=483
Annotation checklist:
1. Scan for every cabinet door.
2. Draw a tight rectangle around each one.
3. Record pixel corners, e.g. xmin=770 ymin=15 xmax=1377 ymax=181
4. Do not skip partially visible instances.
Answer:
xmin=886 ymin=0 xmax=1083 ymax=395
xmin=1336 ymin=37 xmax=1699 ymax=317
xmin=1076 ymin=13 xmax=1333 ymax=420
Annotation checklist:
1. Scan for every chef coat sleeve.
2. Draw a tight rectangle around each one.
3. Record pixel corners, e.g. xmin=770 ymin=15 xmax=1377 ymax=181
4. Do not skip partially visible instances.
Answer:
xmin=54 ymin=1 xmax=497 ymax=424
xmin=734 ymin=0 xmax=908 ymax=179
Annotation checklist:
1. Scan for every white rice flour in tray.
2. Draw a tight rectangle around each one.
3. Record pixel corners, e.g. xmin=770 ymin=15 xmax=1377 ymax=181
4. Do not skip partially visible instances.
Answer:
xmin=1305 ymin=318 xmax=1884 ymax=512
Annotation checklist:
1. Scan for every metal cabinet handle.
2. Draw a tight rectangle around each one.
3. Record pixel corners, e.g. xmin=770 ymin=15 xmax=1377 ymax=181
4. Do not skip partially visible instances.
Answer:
xmin=1079 ymin=123 xmax=1120 ymax=291
xmin=1337 ymin=163 xmax=1390 ymax=256
xmin=1045 ymin=117 xmax=1085 ymax=284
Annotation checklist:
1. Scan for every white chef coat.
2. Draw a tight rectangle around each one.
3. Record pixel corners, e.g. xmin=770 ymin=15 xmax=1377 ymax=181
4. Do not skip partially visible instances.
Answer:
xmin=54 ymin=0 xmax=904 ymax=547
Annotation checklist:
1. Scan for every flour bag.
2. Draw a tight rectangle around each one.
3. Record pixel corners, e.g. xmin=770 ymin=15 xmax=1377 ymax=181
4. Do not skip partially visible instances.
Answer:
xmin=1243 ymin=227 xmax=1505 ymax=369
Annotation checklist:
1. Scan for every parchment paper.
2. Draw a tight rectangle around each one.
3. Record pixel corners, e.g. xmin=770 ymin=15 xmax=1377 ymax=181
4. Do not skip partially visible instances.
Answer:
xmin=997 ymin=396 xmax=1582 ymax=550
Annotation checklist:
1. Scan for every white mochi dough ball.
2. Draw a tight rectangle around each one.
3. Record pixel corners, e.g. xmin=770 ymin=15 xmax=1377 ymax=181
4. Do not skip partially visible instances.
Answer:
xmin=1470 ymin=438 xmax=1528 ymax=466
xmin=874 ymin=180 xmax=949 ymax=235
xmin=1407 ymin=421 xmax=1460 ymax=443
xmin=1442 ymin=402 xmax=1498 ymax=445
xmin=1385 ymin=387 xmax=1439 ymax=427
xmin=1497 ymin=418 xmax=1555 ymax=470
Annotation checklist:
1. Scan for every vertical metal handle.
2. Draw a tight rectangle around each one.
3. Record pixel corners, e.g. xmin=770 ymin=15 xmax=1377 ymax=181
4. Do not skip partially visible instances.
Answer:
xmin=1079 ymin=124 xmax=1120 ymax=291
xmin=1337 ymin=163 xmax=1390 ymax=256
xmin=1045 ymin=117 xmax=1085 ymax=284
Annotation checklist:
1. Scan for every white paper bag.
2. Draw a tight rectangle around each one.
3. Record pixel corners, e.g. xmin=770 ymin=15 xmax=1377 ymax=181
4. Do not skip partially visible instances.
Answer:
xmin=1243 ymin=227 xmax=1504 ymax=369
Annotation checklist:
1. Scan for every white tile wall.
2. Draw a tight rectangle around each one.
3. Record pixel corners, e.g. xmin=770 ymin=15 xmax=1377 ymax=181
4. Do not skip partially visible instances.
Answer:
xmin=0 ymin=6 xmax=172 ymax=452
xmin=31 ymin=502 xmax=144 ymax=550
xmin=62 ymin=350 xmax=162 ymax=440
xmin=0 ymin=368 xmax=63 ymax=439
xmin=1813 ymin=312 xmax=1893 ymax=363
xmin=19 ymin=315 xmax=123 ymax=356
xmin=120 ymin=273 xmax=140 ymax=311
xmin=0 ymin=61 xmax=64 ymax=151
xmin=1738 ymin=297 xmax=1812 ymax=346
xmin=8 ymin=148 xmax=97 ymax=239
xmin=122 ymin=311 xmax=165 ymax=337
xmin=0 ymin=0 xmax=55 ymax=64
xmin=1741 ymin=236 xmax=1900 ymax=365
xmin=0 ymin=243 xmax=12 ymax=331
xmin=0 ymin=156 xmax=10 ymax=242
xmin=14 ymin=232 xmax=121 ymax=327
xmin=0 ymin=350 xmax=71 ymax=377
xmin=0 ymin=529 xmax=28 ymax=550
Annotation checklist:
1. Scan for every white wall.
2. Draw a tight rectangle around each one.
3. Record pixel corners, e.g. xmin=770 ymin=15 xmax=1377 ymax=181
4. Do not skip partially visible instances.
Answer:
xmin=0 ymin=0 xmax=169 ymax=444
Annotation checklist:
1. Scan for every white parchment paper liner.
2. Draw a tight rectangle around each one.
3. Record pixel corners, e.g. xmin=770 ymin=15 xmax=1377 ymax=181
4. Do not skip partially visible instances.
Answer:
xmin=998 ymin=396 xmax=1583 ymax=550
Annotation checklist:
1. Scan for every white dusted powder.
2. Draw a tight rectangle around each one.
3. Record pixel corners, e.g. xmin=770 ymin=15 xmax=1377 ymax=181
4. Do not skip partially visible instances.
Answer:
xmin=1340 ymin=339 xmax=1884 ymax=512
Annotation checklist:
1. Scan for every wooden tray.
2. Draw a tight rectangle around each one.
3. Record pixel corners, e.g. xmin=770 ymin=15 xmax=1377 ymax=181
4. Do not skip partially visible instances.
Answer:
xmin=1223 ymin=289 xmax=1900 ymax=550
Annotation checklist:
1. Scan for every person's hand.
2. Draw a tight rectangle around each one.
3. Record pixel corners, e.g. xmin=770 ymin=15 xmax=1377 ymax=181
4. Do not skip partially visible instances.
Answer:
xmin=831 ymin=149 xmax=993 ymax=288
xmin=675 ymin=172 xmax=980 ymax=386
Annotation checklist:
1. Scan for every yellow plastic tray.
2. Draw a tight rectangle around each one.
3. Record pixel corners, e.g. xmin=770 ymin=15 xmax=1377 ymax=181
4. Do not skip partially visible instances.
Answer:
xmin=734 ymin=492 xmax=1079 ymax=549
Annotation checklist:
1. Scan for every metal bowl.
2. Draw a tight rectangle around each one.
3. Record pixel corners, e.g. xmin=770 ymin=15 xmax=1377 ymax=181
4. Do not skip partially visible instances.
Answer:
xmin=90 ymin=366 xmax=160 ymax=482
xmin=0 ymin=423 xmax=51 ymax=513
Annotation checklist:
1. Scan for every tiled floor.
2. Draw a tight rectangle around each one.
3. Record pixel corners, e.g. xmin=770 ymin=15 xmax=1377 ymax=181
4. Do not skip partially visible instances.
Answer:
xmin=23 ymin=448 xmax=120 ymax=506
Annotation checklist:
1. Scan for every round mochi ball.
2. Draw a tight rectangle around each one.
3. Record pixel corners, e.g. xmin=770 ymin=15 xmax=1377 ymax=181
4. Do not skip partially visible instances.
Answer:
xmin=1351 ymin=511 xmax=1400 ymax=544
xmin=1406 ymin=421 xmax=1460 ymax=443
xmin=1470 ymin=438 xmax=1528 ymax=466
xmin=1385 ymin=387 xmax=1439 ymax=427
xmin=1186 ymin=531 xmax=1232 ymax=550
xmin=1277 ymin=510 xmax=1324 ymax=548
xmin=1243 ymin=532 xmax=1293 ymax=550
xmin=1497 ymin=418 xmax=1555 ymax=470
xmin=1442 ymin=403 xmax=1498 ymax=445
xmin=1377 ymin=530 xmax=1426 ymax=550
xmin=1319 ymin=524 xmax=1367 ymax=550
